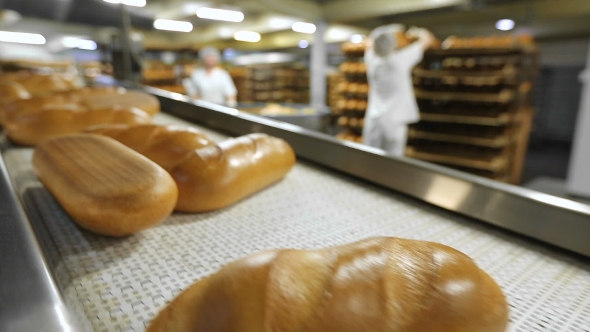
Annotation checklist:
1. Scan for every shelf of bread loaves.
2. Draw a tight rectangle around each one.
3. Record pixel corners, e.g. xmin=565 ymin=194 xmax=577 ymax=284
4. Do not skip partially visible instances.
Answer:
xmin=327 ymin=71 xmax=344 ymax=114
xmin=409 ymin=35 xmax=537 ymax=184
xmin=406 ymin=142 xmax=510 ymax=172
xmin=230 ymin=64 xmax=310 ymax=104
xmin=336 ymin=131 xmax=363 ymax=143
xmin=339 ymin=61 xmax=368 ymax=83
xmin=341 ymin=40 xmax=368 ymax=58
xmin=408 ymin=122 xmax=513 ymax=148
xmin=335 ymin=41 xmax=369 ymax=143
xmin=436 ymin=34 xmax=537 ymax=54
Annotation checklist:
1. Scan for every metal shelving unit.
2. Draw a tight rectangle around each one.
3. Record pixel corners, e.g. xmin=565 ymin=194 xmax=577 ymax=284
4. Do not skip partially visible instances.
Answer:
xmin=409 ymin=43 xmax=538 ymax=184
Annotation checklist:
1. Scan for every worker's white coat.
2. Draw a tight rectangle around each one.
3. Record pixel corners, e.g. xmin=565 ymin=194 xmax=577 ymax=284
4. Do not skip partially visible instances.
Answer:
xmin=363 ymin=24 xmax=424 ymax=155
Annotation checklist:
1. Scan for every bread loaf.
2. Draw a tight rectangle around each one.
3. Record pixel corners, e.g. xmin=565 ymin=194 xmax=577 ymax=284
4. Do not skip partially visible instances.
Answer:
xmin=33 ymin=134 xmax=178 ymax=236
xmin=85 ymin=124 xmax=215 ymax=171
xmin=171 ymin=133 xmax=295 ymax=212
xmin=0 ymin=80 xmax=31 ymax=102
xmin=87 ymin=126 xmax=295 ymax=212
xmin=0 ymin=94 xmax=76 ymax=125
xmin=147 ymin=237 xmax=508 ymax=332
xmin=82 ymin=90 xmax=160 ymax=116
xmin=5 ymin=107 xmax=151 ymax=146
xmin=0 ymin=87 xmax=157 ymax=126
xmin=18 ymin=74 xmax=78 ymax=97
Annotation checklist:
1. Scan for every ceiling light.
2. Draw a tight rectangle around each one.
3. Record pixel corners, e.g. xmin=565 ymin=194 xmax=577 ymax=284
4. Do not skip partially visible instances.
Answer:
xmin=154 ymin=19 xmax=193 ymax=32
xmin=350 ymin=34 xmax=363 ymax=44
xmin=292 ymin=22 xmax=316 ymax=34
xmin=62 ymin=37 xmax=97 ymax=50
xmin=234 ymin=31 xmax=260 ymax=43
xmin=197 ymin=8 xmax=244 ymax=22
xmin=299 ymin=40 xmax=309 ymax=49
xmin=0 ymin=31 xmax=46 ymax=45
xmin=103 ymin=0 xmax=146 ymax=7
xmin=495 ymin=19 xmax=515 ymax=31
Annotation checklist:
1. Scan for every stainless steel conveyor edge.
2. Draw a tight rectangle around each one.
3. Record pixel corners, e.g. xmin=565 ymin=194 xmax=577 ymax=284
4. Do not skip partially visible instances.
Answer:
xmin=0 ymin=151 xmax=84 ymax=332
xmin=145 ymin=87 xmax=590 ymax=258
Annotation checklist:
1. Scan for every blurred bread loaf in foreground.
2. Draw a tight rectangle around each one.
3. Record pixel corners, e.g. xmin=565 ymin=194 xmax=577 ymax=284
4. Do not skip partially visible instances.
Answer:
xmin=33 ymin=134 xmax=178 ymax=236
xmin=0 ymin=80 xmax=31 ymax=103
xmin=147 ymin=237 xmax=509 ymax=332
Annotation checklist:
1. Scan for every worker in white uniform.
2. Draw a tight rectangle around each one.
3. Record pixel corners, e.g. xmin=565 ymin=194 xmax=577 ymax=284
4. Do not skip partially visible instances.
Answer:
xmin=363 ymin=25 xmax=435 ymax=156
xmin=183 ymin=46 xmax=238 ymax=107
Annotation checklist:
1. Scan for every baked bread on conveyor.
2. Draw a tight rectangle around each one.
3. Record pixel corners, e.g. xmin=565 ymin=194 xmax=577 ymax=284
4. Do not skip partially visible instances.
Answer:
xmin=147 ymin=237 xmax=509 ymax=332
xmin=0 ymin=87 xmax=159 ymax=126
xmin=87 ymin=125 xmax=296 ymax=212
xmin=5 ymin=106 xmax=152 ymax=146
xmin=33 ymin=134 xmax=178 ymax=236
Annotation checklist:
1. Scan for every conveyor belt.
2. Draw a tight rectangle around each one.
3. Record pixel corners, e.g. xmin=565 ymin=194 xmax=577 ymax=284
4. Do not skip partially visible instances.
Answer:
xmin=2 ymin=113 xmax=590 ymax=331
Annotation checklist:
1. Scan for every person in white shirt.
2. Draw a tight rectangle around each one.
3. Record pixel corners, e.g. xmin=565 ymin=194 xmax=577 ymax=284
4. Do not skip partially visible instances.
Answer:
xmin=183 ymin=46 xmax=237 ymax=107
xmin=363 ymin=25 xmax=435 ymax=156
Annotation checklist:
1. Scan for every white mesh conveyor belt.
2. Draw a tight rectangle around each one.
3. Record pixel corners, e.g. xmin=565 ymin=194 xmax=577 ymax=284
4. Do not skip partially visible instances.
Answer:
xmin=2 ymin=113 xmax=590 ymax=332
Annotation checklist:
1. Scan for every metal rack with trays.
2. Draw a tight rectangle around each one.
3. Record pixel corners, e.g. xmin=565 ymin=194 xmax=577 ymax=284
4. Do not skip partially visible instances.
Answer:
xmin=141 ymin=60 xmax=191 ymax=94
xmin=334 ymin=41 xmax=369 ymax=143
xmin=408 ymin=39 xmax=537 ymax=184
xmin=230 ymin=64 xmax=310 ymax=104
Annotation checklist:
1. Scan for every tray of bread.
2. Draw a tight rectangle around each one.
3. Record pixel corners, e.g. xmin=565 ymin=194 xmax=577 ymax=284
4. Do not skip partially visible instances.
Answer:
xmin=1 ymin=75 xmax=589 ymax=332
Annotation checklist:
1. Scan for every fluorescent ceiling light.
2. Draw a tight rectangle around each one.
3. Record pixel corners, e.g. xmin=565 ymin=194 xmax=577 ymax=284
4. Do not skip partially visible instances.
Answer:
xmin=197 ymin=8 xmax=244 ymax=22
xmin=495 ymin=19 xmax=515 ymax=31
xmin=103 ymin=0 xmax=146 ymax=7
xmin=292 ymin=22 xmax=316 ymax=34
xmin=154 ymin=19 xmax=193 ymax=32
xmin=62 ymin=37 xmax=97 ymax=50
xmin=350 ymin=34 xmax=363 ymax=44
xmin=0 ymin=31 xmax=46 ymax=45
xmin=299 ymin=40 xmax=309 ymax=48
xmin=234 ymin=31 xmax=260 ymax=43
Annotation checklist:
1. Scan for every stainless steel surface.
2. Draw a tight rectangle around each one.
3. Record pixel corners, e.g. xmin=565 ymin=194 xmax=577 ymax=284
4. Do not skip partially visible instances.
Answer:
xmin=238 ymin=103 xmax=331 ymax=133
xmin=0 ymin=149 xmax=85 ymax=332
xmin=2 ymin=113 xmax=590 ymax=331
xmin=147 ymin=87 xmax=590 ymax=258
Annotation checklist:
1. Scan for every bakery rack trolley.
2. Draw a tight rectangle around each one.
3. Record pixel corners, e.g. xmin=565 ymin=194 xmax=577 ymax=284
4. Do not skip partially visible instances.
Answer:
xmin=0 ymin=87 xmax=589 ymax=331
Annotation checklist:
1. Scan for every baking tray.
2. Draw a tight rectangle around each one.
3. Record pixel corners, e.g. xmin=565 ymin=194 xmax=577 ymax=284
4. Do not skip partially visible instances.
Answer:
xmin=2 ymin=112 xmax=590 ymax=331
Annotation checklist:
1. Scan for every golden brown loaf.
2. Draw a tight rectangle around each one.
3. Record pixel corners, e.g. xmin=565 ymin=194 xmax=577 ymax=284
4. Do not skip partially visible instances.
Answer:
xmin=87 ymin=126 xmax=296 ymax=212
xmin=5 ymin=107 xmax=152 ymax=146
xmin=33 ymin=134 xmax=178 ymax=236
xmin=148 ymin=237 xmax=508 ymax=332
xmin=82 ymin=90 xmax=160 ymax=116
xmin=85 ymin=124 xmax=215 ymax=172
xmin=17 ymin=74 xmax=78 ymax=97
xmin=0 ymin=80 xmax=31 ymax=102
xmin=0 ymin=94 xmax=75 ymax=125
xmin=0 ymin=87 xmax=158 ymax=126
xmin=170 ymin=133 xmax=295 ymax=212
